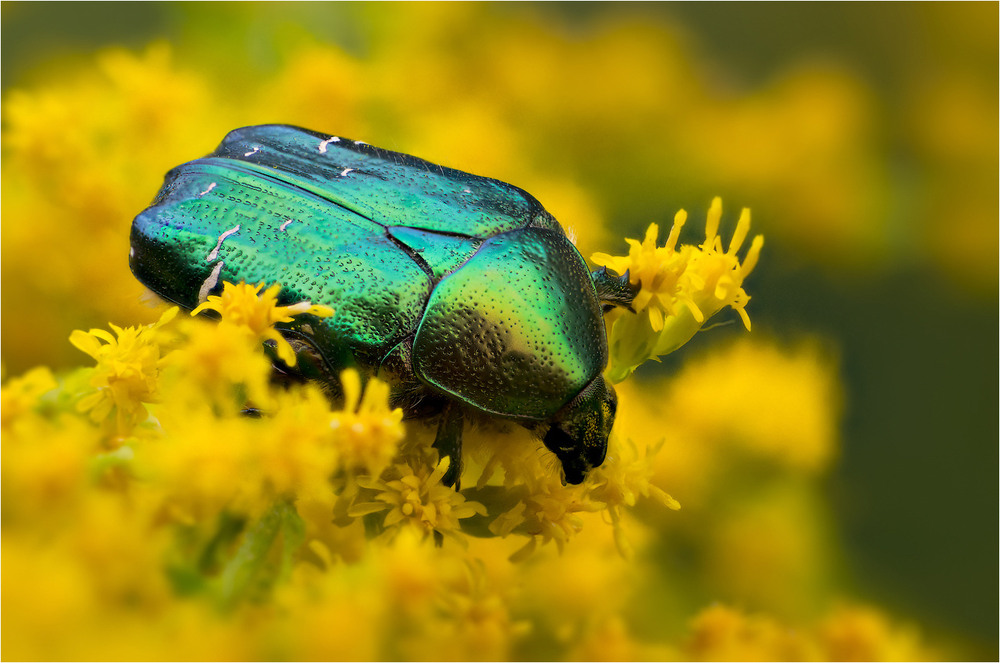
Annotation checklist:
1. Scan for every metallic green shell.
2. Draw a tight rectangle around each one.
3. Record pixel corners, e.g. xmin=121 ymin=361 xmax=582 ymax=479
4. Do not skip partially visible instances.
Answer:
xmin=412 ymin=228 xmax=606 ymax=420
xmin=130 ymin=124 xmax=606 ymax=419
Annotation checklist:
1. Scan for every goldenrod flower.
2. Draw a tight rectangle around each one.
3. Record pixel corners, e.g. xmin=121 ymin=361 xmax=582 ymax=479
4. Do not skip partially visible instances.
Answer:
xmin=682 ymin=603 xmax=938 ymax=662
xmin=1 ymin=6 xmax=967 ymax=659
xmin=328 ymin=369 xmax=405 ymax=476
xmin=685 ymin=604 xmax=818 ymax=661
xmin=588 ymin=436 xmax=681 ymax=558
xmin=160 ymin=317 xmax=274 ymax=413
xmin=350 ymin=455 xmax=487 ymax=544
xmin=489 ymin=475 xmax=602 ymax=561
xmin=820 ymin=605 xmax=936 ymax=661
xmin=191 ymin=281 xmax=334 ymax=367
xmin=0 ymin=366 xmax=58 ymax=429
xmin=591 ymin=197 xmax=763 ymax=382
xmin=68 ymin=307 xmax=177 ymax=433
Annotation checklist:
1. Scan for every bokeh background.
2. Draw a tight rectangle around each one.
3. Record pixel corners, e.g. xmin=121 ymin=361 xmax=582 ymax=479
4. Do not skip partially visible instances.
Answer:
xmin=2 ymin=2 xmax=996 ymax=659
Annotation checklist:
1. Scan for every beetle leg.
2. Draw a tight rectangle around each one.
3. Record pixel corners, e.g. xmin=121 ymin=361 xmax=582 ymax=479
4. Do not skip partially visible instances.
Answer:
xmin=433 ymin=402 xmax=465 ymax=488
xmin=265 ymin=333 xmax=345 ymax=401
xmin=591 ymin=266 xmax=641 ymax=313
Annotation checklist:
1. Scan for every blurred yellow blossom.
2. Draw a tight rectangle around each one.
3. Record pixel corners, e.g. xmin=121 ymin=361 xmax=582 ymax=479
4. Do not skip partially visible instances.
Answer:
xmin=664 ymin=337 xmax=841 ymax=474
xmin=819 ymin=605 xmax=938 ymax=662
xmin=592 ymin=197 xmax=763 ymax=382
xmin=681 ymin=603 xmax=937 ymax=662
xmin=0 ymin=365 xmax=58 ymax=428
xmin=684 ymin=603 xmax=820 ymax=661
xmin=330 ymin=368 xmax=405 ymax=476
xmin=160 ymin=314 xmax=275 ymax=413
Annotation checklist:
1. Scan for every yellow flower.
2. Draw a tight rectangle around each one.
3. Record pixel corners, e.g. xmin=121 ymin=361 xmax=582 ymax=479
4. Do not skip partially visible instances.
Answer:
xmin=408 ymin=560 xmax=531 ymax=661
xmin=489 ymin=474 xmax=602 ymax=561
xmin=664 ymin=337 xmax=841 ymax=474
xmin=160 ymin=316 xmax=274 ymax=413
xmin=68 ymin=307 xmax=177 ymax=433
xmin=1 ymin=413 xmax=97 ymax=524
xmin=819 ymin=605 xmax=936 ymax=662
xmin=329 ymin=369 xmax=405 ymax=476
xmin=253 ymin=386 xmax=344 ymax=503
xmin=681 ymin=603 xmax=939 ymax=662
xmin=191 ymin=281 xmax=334 ymax=367
xmin=591 ymin=197 xmax=763 ymax=382
xmin=684 ymin=604 xmax=818 ymax=661
xmin=1 ymin=366 xmax=58 ymax=429
xmin=350 ymin=454 xmax=487 ymax=544
xmin=587 ymin=436 xmax=680 ymax=558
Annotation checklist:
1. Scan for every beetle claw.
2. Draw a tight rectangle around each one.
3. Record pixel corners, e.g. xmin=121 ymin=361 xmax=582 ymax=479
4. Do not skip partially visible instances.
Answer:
xmin=591 ymin=266 xmax=640 ymax=313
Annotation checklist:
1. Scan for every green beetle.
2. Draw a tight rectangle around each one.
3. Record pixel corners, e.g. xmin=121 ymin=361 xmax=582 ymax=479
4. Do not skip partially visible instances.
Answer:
xmin=130 ymin=125 xmax=636 ymax=486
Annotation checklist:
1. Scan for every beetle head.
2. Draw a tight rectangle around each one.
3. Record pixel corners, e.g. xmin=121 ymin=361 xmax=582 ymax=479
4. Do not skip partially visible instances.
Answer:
xmin=543 ymin=376 xmax=616 ymax=485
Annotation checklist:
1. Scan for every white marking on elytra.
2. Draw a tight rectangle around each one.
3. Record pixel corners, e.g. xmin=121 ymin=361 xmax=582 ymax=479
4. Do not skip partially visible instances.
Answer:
xmin=244 ymin=146 xmax=261 ymax=157
xmin=198 ymin=182 xmax=217 ymax=197
xmin=354 ymin=140 xmax=367 ymax=146
xmin=206 ymin=224 xmax=240 ymax=262
xmin=279 ymin=218 xmax=294 ymax=231
xmin=198 ymin=261 xmax=225 ymax=303
xmin=129 ymin=246 xmax=135 ymax=258
xmin=462 ymin=188 xmax=472 ymax=194
xmin=339 ymin=167 xmax=354 ymax=177
xmin=318 ymin=136 xmax=341 ymax=154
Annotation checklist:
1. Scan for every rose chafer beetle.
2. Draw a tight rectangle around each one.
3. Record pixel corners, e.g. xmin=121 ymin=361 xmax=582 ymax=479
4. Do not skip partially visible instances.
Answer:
xmin=130 ymin=125 xmax=636 ymax=486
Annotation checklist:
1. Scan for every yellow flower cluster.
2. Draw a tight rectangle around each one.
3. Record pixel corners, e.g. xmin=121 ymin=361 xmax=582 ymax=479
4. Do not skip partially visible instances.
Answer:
xmin=3 ymin=276 xmax=698 ymax=659
xmin=2 ymin=5 xmax=964 ymax=655
xmin=683 ymin=604 xmax=937 ymax=662
xmin=2 ymin=285 xmax=945 ymax=659
xmin=68 ymin=307 xmax=177 ymax=434
xmin=592 ymin=197 xmax=763 ymax=382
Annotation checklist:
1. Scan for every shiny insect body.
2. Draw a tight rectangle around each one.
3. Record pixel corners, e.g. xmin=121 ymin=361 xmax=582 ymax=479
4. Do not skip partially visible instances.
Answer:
xmin=130 ymin=125 xmax=635 ymax=485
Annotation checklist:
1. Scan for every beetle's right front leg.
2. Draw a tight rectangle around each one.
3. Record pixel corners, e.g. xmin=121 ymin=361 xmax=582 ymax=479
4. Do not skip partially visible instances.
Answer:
xmin=433 ymin=402 xmax=465 ymax=488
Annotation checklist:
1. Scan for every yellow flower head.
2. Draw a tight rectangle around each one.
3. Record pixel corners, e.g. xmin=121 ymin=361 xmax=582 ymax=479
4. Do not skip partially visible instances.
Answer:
xmin=489 ymin=475 xmax=603 ymax=561
xmin=591 ymin=197 xmax=763 ymax=382
xmin=684 ymin=604 xmax=818 ymax=661
xmin=350 ymin=455 xmax=487 ymax=544
xmin=160 ymin=316 xmax=274 ymax=413
xmin=190 ymin=281 xmax=334 ymax=367
xmin=68 ymin=307 xmax=177 ymax=433
xmin=328 ymin=369 xmax=405 ymax=476
xmin=587 ymin=436 xmax=680 ymax=558
xmin=1 ymin=366 xmax=58 ymax=429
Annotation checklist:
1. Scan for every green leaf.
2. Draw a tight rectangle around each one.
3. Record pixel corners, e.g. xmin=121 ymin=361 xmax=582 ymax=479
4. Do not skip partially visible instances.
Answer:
xmin=218 ymin=499 xmax=302 ymax=607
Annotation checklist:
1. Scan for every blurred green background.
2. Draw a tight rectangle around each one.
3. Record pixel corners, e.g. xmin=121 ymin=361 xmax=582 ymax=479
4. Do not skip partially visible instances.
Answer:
xmin=2 ymin=2 xmax=996 ymax=658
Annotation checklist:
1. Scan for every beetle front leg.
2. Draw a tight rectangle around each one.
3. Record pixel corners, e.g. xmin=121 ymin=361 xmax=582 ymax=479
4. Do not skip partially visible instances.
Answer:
xmin=591 ymin=266 xmax=640 ymax=312
xmin=433 ymin=402 xmax=465 ymax=488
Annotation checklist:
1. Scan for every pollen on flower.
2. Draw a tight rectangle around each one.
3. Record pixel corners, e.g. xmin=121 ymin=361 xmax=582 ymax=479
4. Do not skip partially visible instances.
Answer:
xmin=191 ymin=281 xmax=334 ymax=366
xmin=591 ymin=197 xmax=763 ymax=382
